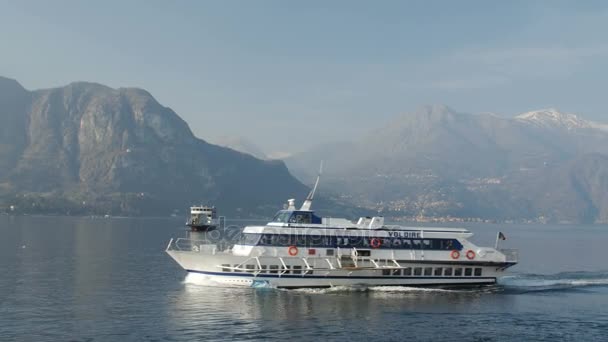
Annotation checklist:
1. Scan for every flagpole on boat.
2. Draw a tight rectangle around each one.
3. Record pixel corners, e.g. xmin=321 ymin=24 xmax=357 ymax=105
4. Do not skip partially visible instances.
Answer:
xmin=495 ymin=232 xmax=506 ymax=249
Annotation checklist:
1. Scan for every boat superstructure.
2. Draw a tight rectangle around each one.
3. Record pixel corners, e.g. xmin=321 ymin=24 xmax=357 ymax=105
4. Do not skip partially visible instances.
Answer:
xmin=167 ymin=175 xmax=517 ymax=288
xmin=186 ymin=206 xmax=218 ymax=231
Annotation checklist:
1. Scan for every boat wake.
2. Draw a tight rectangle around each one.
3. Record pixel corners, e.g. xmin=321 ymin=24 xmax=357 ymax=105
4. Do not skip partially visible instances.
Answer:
xmin=497 ymin=271 xmax=608 ymax=294
xmin=182 ymin=271 xmax=608 ymax=295
xmin=183 ymin=273 xmax=244 ymax=288
xmin=287 ymin=272 xmax=608 ymax=295
xmin=290 ymin=285 xmax=470 ymax=295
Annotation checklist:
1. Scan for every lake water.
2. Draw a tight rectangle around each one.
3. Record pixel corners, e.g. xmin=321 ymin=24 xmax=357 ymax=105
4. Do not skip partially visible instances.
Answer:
xmin=1 ymin=215 xmax=607 ymax=341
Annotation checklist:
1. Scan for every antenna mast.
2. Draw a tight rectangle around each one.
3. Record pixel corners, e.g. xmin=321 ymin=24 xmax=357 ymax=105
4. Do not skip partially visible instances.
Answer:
xmin=300 ymin=161 xmax=323 ymax=211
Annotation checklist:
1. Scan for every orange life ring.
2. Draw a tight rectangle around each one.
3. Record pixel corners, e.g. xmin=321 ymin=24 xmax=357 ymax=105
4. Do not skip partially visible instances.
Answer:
xmin=450 ymin=250 xmax=460 ymax=259
xmin=466 ymin=250 xmax=476 ymax=260
xmin=288 ymin=245 xmax=298 ymax=256
xmin=370 ymin=238 xmax=382 ymax=248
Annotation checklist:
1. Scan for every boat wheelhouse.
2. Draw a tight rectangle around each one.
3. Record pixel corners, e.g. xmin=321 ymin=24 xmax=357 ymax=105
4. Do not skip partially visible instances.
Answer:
xmin=186 ymin=206 xmax=218 ymax=231
xmin=167 ymin=171 xmax=517 ymax=288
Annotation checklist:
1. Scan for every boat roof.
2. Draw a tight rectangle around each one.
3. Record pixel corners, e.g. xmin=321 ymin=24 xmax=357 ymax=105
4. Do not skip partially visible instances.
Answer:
xmin=243 ymin=224 xmax=472 ymax=237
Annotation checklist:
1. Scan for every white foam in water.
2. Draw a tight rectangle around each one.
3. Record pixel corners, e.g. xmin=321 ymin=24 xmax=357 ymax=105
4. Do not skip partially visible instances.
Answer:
xmin=498 ymin=272 xmax=608 ymax=291
xmin=183 ymin=273 xmax=238 ymax=287
xmin=368 ymin=286 xmax=463 ymax=293
xmin=290 ymin=285 xmax=464 ymax=295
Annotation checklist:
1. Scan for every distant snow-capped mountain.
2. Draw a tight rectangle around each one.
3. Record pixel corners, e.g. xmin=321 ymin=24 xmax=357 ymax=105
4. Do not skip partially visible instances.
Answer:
xmin=284 ymin=105 xmax=608 ymax=223
xmin=515 ymin=108 xmax=608 ymax=131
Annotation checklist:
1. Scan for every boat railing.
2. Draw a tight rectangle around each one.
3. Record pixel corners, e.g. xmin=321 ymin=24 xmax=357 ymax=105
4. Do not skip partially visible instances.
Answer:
xmin=499 ymin=248 xmax=518 ymax=262
xmin=166 ymin=238 xmax=232 ymax=254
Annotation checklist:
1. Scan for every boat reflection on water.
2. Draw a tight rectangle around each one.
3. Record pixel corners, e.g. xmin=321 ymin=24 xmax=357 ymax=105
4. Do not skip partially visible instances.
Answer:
xmin=167 ymin=277 xmax=517 ymax=340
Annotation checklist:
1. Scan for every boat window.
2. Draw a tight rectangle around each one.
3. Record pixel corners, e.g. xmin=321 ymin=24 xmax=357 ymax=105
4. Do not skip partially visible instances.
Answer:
xmin=269 ymin=265 xmax=279 ymax=274
xmin=348 ymin=236 xmax=365 ymax=248
xmin=382 ymin=269 xmax=391 ymax=276
xmin=221 ymin=264 xmax=230 ymax=272
xmin=307 ymin=235 xmax=333 ymax=247
xmin=326 ymin=249 xmax=334 ymax=256
xmin=413 ymin=240 xmax=422 ymax=249
xmin=402 ymin=239 xmax=412 ymax=249
xmin=272 ymin=211 xmax=292 ymax=223
xmin=465 ymin=268 xmax=473 ymax=276
xmin=294 ymin=235 xmax=307 ymax=246
xmin=357 ymin=250 xmax=371 ymax=257
xmin=474 ymin=268 xmax=482 ymax=276
xmin=277 ymin=234 xmax=292 ymax=246
xmin=238 ymin=233 xmax=261 ymax=245
xmin=444 ymin=267 xmax=453 ymax=276
xmin=246 ymin=264 xmax=255 ymax=273
xmin=440 ymin=239 xmax=455 ymax=250
xmin=424 ymin=267 xmax=433 ymax=276
xmin=434 ymin=267 xmax=443 ymax=276
xmin=260 ymin=265 xmax=267 ymax=273
xmin=403 ymin=268 xmax=412 ymax=276
xmin=455 ymin=268 xmax=463 ymax=276
xmin=290 ymin=212 xmax=312 ymax=224
xmin=414 ymin=267 xmax=422 ymax=276
xmin=259 ymin=234 xmax=273 ymax=245
xmin=283 ymin=265 xmax=291 ymax=274
xmin=422 ymin=240 xmax=432 ymax=250
xmin=391 ymin=269 xmax=401 ymax=276
xmin=293 ymin=265 xmax=302 ymax=274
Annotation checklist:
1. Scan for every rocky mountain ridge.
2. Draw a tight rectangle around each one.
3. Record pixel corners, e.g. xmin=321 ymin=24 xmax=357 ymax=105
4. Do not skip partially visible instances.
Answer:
xmin=0 ymin=76 xmax=309 ymax=217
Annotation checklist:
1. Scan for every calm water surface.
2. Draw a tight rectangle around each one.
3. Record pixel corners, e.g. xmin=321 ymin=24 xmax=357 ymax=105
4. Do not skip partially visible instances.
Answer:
xmin=1 ymin=216 xmax=607 ymax=341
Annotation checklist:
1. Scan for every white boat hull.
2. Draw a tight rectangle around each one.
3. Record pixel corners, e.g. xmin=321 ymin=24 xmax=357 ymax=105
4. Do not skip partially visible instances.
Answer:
xmin=168 ymin=250 xmax=504 ymax=289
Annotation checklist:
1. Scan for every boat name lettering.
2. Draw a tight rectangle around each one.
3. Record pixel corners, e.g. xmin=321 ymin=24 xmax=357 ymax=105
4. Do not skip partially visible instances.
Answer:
xmin=387 ymin=231 xmax=420 ymax=238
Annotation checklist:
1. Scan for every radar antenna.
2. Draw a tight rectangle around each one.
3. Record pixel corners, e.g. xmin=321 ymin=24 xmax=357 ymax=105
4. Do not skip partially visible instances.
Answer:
xmin=300 ymin=161 xmax=323 ymax=211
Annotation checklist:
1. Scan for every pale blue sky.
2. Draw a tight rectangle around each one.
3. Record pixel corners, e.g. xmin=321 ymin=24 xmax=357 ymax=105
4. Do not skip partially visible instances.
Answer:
xmin=1 ymin=1 xmax=607 ymax=153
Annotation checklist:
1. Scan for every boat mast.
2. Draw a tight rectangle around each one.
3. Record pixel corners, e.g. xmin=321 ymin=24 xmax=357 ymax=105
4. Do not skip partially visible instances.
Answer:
xmin=300 ymin=161 xmax=323 ymax=211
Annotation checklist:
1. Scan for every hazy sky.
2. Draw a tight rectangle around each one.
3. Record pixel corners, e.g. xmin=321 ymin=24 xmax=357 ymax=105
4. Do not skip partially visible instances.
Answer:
xmin=2 ymin=1 xmax=608 ymax=154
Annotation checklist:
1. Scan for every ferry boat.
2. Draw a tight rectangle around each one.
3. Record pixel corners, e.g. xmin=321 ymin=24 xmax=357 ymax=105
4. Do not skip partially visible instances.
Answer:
xmin=167 ymin=175 xmax=517 ymax=288
xmin=186 ymin=206 xmax=218 ymax=231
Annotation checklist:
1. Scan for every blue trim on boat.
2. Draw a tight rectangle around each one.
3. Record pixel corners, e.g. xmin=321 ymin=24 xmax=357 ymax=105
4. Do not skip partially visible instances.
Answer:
xmin=185 ymin=269 xmax=497 ymax=281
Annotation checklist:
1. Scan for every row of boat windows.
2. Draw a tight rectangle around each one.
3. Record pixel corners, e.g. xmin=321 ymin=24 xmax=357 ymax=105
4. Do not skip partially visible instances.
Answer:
xmin=382 ymin=267 xmax=483 ymax=277
xmin=239 ymin=233 xmax=463 ymax=250
xmin=220 ymin=264 xmax=483 ymax=277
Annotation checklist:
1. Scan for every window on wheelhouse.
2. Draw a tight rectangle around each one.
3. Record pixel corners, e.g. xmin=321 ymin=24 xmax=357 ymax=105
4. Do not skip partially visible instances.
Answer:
xmin=271 ymin=210 xmax=321 ymax=224
xmin=444 ymin=267 xmax=453 ymax=276
xmin=465 ymin=268 xmax=473 ymax=276
xmin=272 ymin=211 xmax=292 ymax=223
xmin=455 ymin=268 xmax=463 ymax=276
xmin=474 ymin=268 xmax=482 ymax=276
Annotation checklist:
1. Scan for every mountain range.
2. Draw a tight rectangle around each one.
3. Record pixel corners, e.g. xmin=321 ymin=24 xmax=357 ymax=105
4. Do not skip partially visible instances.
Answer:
xmin=0 ymin=76 xmax=310 ymax=217
xmin=285 ymin=105 xmax=608 ymax=224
